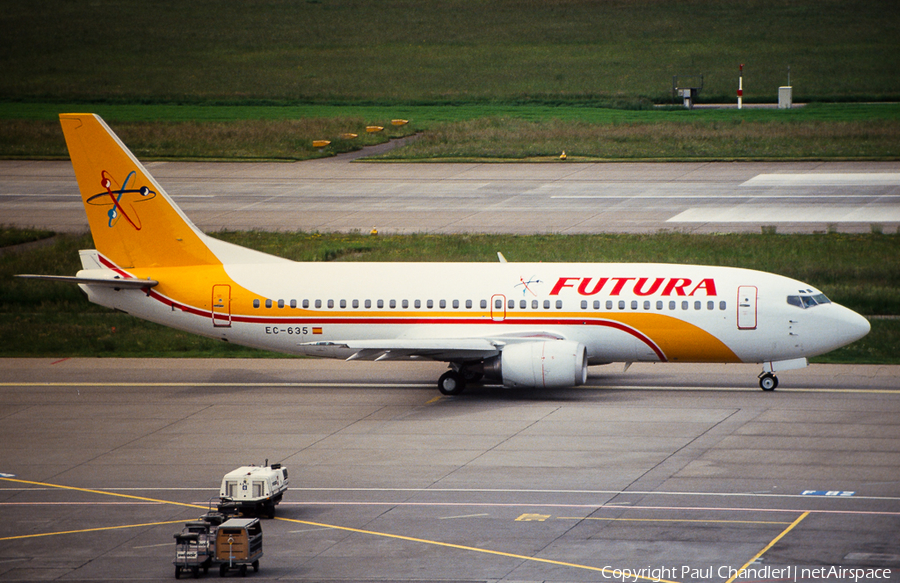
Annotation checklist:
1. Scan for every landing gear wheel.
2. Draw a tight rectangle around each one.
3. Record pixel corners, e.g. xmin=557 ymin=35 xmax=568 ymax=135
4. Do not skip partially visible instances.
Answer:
xmin=438 ymin=371 xmax=466 ymax=396
xmin=759 ymin=373 xmax=778 ymax=391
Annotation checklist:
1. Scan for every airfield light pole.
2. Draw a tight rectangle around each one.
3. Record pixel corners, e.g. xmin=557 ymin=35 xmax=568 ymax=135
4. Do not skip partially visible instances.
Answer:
xmin=737 ymin=64 xmax=744 ymax=109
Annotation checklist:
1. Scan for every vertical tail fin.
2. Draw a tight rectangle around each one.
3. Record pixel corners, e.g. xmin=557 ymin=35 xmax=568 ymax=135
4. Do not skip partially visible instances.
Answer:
xmin=59 ymin=113 xmax=219 ymax=269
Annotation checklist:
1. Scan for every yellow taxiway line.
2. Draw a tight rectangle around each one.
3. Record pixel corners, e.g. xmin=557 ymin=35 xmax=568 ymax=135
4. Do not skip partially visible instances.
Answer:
xmin=0 ymin=519 xmax=186 ymax=542
xmin=1 ymin=476 xmax=816 ymax=583
xmin=1 ymin=476 xmax=680 ymax=582
xmin=1 ymin=381 xmax=898 ymax=394
xmin=724 ymin=511 xmax=810 ymax=583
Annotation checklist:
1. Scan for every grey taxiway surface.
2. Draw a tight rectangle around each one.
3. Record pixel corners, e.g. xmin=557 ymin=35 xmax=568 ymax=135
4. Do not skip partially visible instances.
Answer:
xmin=1 ymin=159 xmax=899 ymax=234
xmin=1 ymin=358 xmax=899 ymax=581
xmin=2 ymin=157 xmax=899 ymax=580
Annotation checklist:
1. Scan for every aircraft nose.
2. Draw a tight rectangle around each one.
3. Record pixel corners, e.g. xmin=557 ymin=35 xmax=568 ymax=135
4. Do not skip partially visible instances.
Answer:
xmin=833 ymin=305 xmax=871 ymax=347
xmin=847 ymin=309 xmax=871 ymax=342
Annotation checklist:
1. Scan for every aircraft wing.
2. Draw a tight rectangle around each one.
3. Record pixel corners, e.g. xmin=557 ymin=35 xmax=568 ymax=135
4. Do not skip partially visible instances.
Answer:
xmin=306 ymin=331 xmax=570 ymax=362
xmin=305 ymin=338 xmax=502 ymax=362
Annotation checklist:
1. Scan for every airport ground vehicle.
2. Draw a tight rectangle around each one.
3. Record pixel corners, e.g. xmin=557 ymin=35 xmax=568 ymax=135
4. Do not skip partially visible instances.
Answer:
xmin=173 ymin=520 xmax=216 ymax=579
xmin=218 ymin=464 xmax=289 ymax=518
xmin=215 ymin=518 xmax=263 ymax=577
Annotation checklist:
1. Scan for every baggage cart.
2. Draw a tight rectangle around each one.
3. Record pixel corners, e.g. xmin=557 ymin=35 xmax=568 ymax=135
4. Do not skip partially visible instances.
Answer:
xmin=173 ymin=521 xmax=216 ymax=579
xmin=215 ymin=517 xmax=263 ymax=577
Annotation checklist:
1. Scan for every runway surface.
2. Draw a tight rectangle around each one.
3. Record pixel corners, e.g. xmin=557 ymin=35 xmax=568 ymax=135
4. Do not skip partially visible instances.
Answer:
xmin=1 ymin=358 xmax=899 ymax=581
xmin=2 ymin=159 xmax=899 ymax=234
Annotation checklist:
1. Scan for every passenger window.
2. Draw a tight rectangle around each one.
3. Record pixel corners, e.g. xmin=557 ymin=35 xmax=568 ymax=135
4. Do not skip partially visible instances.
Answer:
xmin=495 ymin=299 xmax=503 ymax=309
xmin=415 ymin=299 xmax=421 ymax=308
xmin=669 ymin=301 xmax=676 ymax=310
xmin=303 ymin=299 xmax=309 ymax=309
xmin=720 ymin=301 xmax=727 ymax=310
xmin=631 ymin=300 xmax=638 ymax=310
xmin=643 ymin=300 xmax=650 ymax=310
xmin=707 ymin=301 xmax=714 ymax=310
xmin=480 ymin=299 xmax=487 ymax=309
xmin=544 ymin=300 xmax=551 ymax=309
xmin=466 ymin=300 xmax=473 ymax=309
xmin=290 ymin=299 xmax=297 ymax=308
xmin=440 ymin=299 xmax=447 ymax=308
xmin=606 ymin=300 xmax=613 ymax=310
xmin=353 ymin=299 xmax=359 ymax=308
xmin=390 ymin=299 xmax=396 ymax=308
xmin=508 ymin=299 xmax=515 ymax=309
xmin=593 ymin=300 xmax=601 ymax=309
xmin=427 ymin=300 xmax=434 ymax=308
xmin=453 ymin=300 xmax=460 ymax=309
xmin=277 ymin=300 xmax=284 ymax=308
xmin=340 ymin=299 xmax=347 ymax=308
xmin=365 ymin=299 xmax=372 ymax=308
xmin=556 ymin=300 xmax=563 ymax=309
xmin=253 ymin=299 xmax=260 ymax=308
xmin=618 ymin=300 xmax=625 ymax=310
xmin=265 ymin=299 xmax=272 ymax=308
xmin=377 ymin=299 xmax=384 ymax=308
xmin=682 ymin=301 xmax=689 ymax=310
xmin=581 ymin=300 xmax=588 ymax=309
xmin=315 ymin=299 xmax=322 ymax=308
xmin=520 ymin=299 xmax=527 ymax=309
xmin=694 ymin=301 xmax=701 ymax=310
xmin=402 ymin=299 xmax=409 ymax=308
xmin=327 ymin=299 xmax=334 ymax=308
xmin=532 ymin=300 xmax=539 ymax=309
xmin=656 ymin=300 xmax=663 ymax=310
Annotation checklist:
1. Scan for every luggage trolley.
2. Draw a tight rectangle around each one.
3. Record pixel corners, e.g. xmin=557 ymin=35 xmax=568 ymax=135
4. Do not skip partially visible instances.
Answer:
xmin=173 ymin=521 xmax=216 ymax=579
xmin=215 ymin=518 xmax=263 ymax=577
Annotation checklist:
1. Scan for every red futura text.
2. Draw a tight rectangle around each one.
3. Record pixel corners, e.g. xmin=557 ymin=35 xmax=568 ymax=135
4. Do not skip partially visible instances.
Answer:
xmin=549 ymin=277 xmax=718 ymax=297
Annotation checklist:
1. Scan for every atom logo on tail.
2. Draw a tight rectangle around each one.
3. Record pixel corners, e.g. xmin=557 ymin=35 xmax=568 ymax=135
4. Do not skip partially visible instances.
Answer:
xmin=85 ymin=170 xmax=157 ymax=229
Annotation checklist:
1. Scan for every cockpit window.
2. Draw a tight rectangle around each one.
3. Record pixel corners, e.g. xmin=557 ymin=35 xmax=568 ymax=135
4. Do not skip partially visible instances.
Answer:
xmin=787 ymin=292 xmax=832 ymax=309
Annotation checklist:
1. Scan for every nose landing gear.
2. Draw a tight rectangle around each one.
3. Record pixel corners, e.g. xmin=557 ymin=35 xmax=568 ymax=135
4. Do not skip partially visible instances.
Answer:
xmin=758 ymin=372 xmax=778 ymax=391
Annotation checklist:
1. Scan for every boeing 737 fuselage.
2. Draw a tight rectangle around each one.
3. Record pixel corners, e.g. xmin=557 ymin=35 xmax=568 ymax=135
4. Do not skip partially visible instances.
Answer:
xmin=19 ymin=114 xmax=871 ymax=394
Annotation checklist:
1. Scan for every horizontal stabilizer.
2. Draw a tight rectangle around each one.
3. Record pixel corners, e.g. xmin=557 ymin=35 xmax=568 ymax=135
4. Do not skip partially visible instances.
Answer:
xmin=16 ymin=274 xmax=158 ymax=289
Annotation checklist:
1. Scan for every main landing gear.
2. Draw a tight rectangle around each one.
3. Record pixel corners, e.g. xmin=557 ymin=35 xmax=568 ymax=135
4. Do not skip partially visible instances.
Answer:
xmin=438 ymin=371 xmax=465 ymax=396
xmin=758 ymin=372 xmax=779 ymax=391
xmin=438 ymin=366 xmax=484 ymax=396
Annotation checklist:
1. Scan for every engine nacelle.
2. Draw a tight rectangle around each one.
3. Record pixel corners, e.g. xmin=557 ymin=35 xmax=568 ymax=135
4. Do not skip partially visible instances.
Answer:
xmin=486 ymin=340 xmax=587 ymax=389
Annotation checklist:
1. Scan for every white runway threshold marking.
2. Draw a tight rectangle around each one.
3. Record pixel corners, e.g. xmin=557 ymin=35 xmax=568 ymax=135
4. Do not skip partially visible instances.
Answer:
xmin=741 ymin=173 xmax=900 ymax=186
xmin=668 ymin=205 xmax=900 ymax=223
xmin=668 ymin=172 xmax=900 ymax=223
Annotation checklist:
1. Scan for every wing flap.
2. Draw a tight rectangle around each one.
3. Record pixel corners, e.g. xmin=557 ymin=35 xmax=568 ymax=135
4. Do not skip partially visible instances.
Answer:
xmin=304 ymin=338 xmax=502 ymax=362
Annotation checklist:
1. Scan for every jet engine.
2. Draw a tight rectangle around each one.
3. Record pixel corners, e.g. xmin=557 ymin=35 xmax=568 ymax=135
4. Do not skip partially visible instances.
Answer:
xmin=485 ymin=340 xmax=587 ymax=389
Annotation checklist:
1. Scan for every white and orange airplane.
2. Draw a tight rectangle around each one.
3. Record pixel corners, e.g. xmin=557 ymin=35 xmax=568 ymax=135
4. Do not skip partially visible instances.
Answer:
xmin=20 ymin=114 xmax=871 ymax=394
